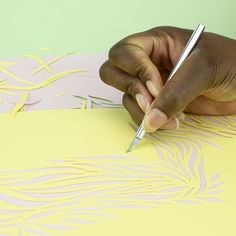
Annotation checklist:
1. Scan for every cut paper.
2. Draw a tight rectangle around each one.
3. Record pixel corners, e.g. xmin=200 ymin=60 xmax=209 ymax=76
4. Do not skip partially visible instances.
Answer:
xmin=23 ymin=54 xmax=54 ymax=74
xmin=0 ymin=53 xmax=93 ymax=114
xmin=31 ymin=51 xmax=77 ymax=76
xmin=73 ymin=95 xmax=123 ymax=109
xmin=0 ymin=89 xmax=20 ymax=96
xmin=0 ymin=78 xmax=6 ymax=82
xmin=80 ymin=99 xmax=87 ymax=109
xmin=88 ymin=95 xmax=114 ymax=103
xmin=0 ymin=53 xmax=235 ymax=235
xmin=9 ymin=92 xmax=28 ymax=119
xmin=0 ymin=54 xmax=123 ymax=113
xmin=0 ymin=61 xmax=18 ymax=67
xmin=0 ymin=67 xmax=35 ymax=85
xmin=0 ymin=108 xmax=235 ymax=236
xmin=1 ymin=69 xmax=84 ymax=91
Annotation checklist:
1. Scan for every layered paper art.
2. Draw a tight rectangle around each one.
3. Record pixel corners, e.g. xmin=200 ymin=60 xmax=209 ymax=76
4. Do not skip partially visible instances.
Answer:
xmin=0 ymin=53 xmax=235 ymax=236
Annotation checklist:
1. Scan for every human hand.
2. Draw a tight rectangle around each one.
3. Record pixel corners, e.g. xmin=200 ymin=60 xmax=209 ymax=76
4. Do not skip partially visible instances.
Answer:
xmin=99 ymin=26 xmax=236 ymax=132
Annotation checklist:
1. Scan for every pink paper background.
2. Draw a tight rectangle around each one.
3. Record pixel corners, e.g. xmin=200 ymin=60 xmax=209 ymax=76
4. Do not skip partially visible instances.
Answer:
xmin=0 ymin=54 xmax=123 ymax=112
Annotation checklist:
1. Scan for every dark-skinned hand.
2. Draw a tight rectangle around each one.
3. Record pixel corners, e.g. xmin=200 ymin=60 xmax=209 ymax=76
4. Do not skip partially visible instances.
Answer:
xmin=99 ymin=26 xmax=236 ymax=132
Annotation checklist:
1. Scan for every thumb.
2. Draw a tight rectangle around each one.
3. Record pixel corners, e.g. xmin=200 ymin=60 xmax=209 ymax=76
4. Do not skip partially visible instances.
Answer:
xmin=143 ymin=57 xmax=209 ymax=132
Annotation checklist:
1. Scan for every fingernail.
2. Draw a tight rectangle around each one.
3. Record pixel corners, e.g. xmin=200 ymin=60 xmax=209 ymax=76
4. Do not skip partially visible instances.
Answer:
xmin=162 ymin=117 xmax=179 ymax=130
xmin=146 ymin=80 xmax=159 ymax=97
xmin=175 ymin=117 xmax=180 ymax=129
xmin=177 ymin=112 xmax=185 ymax=120
xmin=144 ymin=108 xmax=168 ymax=132
xmin=135 ymin=93 xmax=150 ymax=113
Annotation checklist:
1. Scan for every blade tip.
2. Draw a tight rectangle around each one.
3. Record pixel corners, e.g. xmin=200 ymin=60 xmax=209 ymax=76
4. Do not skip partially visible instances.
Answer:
xmin=126 ymin=137 xmax=140 ymax=153
xmin=126 ymin=142 xmax=134 ymax=152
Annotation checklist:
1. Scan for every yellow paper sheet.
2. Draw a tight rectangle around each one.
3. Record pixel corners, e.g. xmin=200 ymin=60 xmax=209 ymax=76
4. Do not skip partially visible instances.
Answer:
xmin=0 ymin=108 xmax=236 ymax=236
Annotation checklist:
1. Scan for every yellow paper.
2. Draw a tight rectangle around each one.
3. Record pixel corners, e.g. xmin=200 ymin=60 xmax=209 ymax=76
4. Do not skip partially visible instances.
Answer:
xmin=10 ymin=92 xmax=29 ymax=119
xmin=0 ymin=67 xmax=35 ymax=85
xmin=23 ymin=54 xmax=54 ymax=74
xmin=31 ymin=51 xmax=76 ymax=76
xmin=0 ymin=108 xmax=235 ymax=236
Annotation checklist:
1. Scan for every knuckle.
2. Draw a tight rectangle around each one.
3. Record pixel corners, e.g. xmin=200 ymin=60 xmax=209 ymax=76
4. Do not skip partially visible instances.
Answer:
xmin=136 ymin=62 xmax=152 ymax=82
xmin=125 ymin=79 xmax=136 ymax=97
xmin=99 ymin=61 xmax=111 ymax=84
xmin=108 ymin=42 xmax=125 ymax=64
xmin=122 ymin=94 xmax=130 ymax=110
xmin=108 ymin=37 xmax=134 ymax=64
xmin=125 ymin=79 xmax=141 ymax=97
